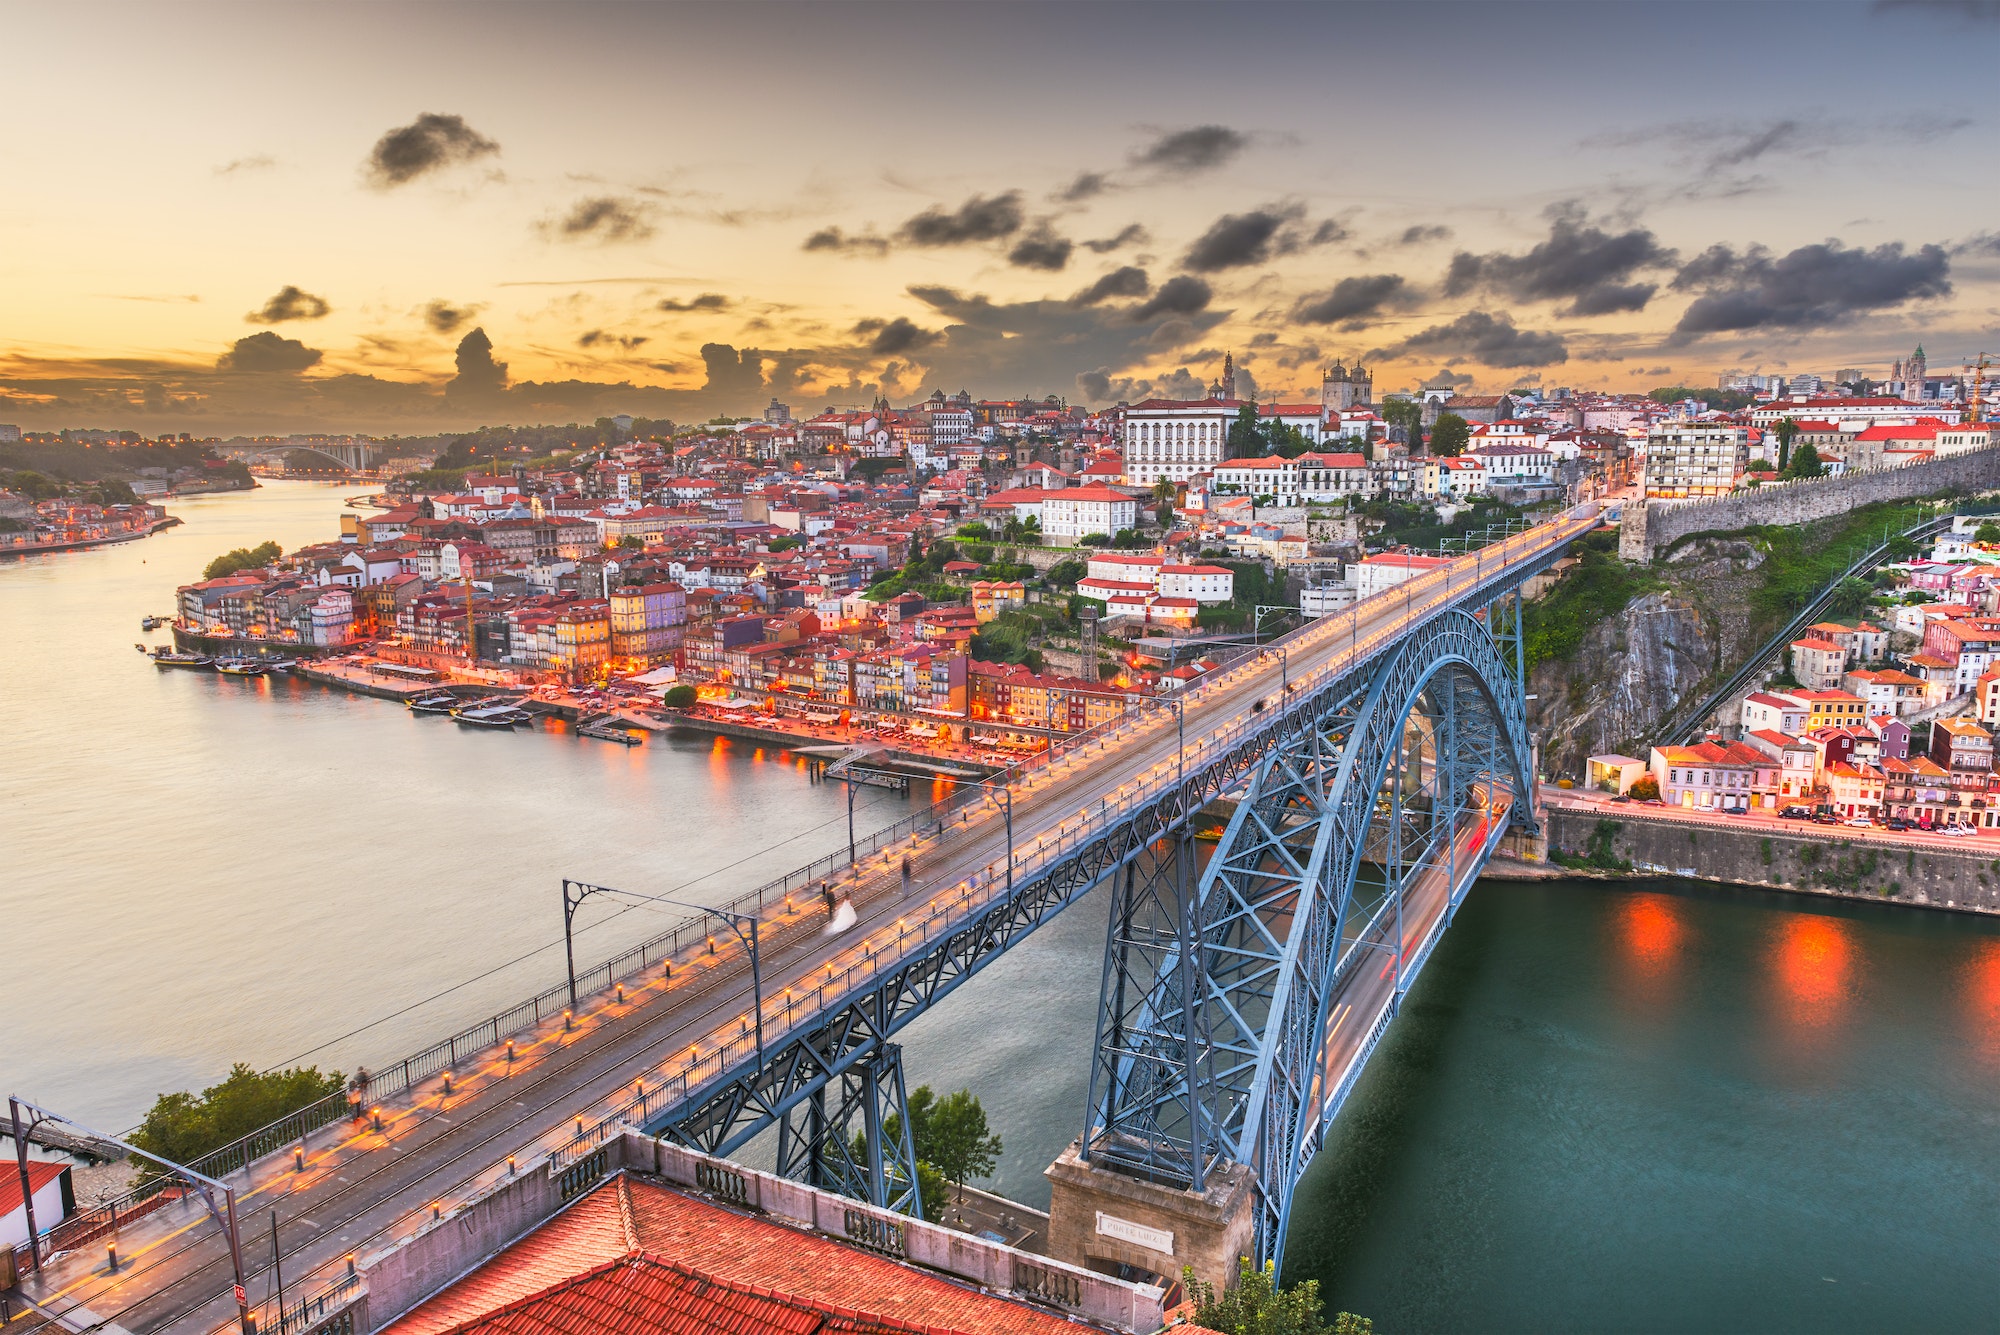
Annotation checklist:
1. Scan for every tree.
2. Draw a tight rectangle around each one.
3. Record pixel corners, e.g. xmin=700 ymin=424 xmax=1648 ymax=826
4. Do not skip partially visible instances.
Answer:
xmin=923 ymin=1088 xmax=1001 ymax=1205
xmin=203 ymin=539 xmax=284 ymax=579
xmin=1429 ymin=412 xmax=1470 ymax=457
xmin=1227 ymin=403 xmax=1264 ymax=458
xmin=662 ymin=684 xmax=698 ymax=708
xmin=1974 ymin=521 xmax=2000 ymax=546
xmin=1157 ymin=500 xmax=1176 ymax=531
xmin=1829 ymin=575 xmax=1873 ymax=618
xmin=957 ymin=521 xmax=992 ymax=540
xmin=1629 ymin=773 xmax=1660 ymax=801
xmin=131 ymin=1064 xmax=343 ymax=1185
xmin=1182 ymin=1257 xmax=1367 ymax=1335
xmin=1079 ymin=532 xmax=1112 ymax=547
xmin=1773 ymin=416 xmax=1800 ymax=473
xmin=1044 ymin=558 xmax=1086 ymax=587
xmin=1152 ymin=476 xmax=1177 ymax=507
xmin=1782 ymin=442 xmax=1826 ymax=480
xmin=1379 ymin=397 xmax=1422 ymax=442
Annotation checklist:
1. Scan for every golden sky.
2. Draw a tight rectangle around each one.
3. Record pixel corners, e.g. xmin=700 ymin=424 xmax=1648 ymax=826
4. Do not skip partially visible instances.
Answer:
xmin=5 ymin=0 xmax=1999 ymax=434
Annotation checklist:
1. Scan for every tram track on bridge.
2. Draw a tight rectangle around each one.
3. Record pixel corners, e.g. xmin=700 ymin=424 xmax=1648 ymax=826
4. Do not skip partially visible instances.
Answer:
xmin=50 ymin=511 xmax=1599 ymax=1332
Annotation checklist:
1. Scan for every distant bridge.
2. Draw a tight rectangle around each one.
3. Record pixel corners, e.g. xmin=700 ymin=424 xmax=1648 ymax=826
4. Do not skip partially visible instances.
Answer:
xmin=212 ymin=438 xmax=377 ymax=472
xmin=13 ymin=508 xmax=1599 ymax=1332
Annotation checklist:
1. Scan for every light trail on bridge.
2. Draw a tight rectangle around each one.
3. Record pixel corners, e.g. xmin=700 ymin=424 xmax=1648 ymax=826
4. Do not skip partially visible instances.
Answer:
xmin=15 ymin=506 xmax=1601 ymax=1333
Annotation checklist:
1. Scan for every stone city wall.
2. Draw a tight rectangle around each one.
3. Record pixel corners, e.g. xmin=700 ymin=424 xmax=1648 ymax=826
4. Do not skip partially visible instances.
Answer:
xmin=1546 ymin=804 xmax=2000 ymax=913
xmin=1619 ymin=446 xmax=2000 ymax=561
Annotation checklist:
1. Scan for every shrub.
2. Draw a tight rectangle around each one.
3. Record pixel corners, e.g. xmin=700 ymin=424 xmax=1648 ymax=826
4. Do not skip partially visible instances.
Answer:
xmin=663 ymin=684 xmax=698 ymax=708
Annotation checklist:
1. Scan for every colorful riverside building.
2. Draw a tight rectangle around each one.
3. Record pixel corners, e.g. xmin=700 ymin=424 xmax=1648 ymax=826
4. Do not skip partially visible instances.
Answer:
xmin=608 ymin=581 xmax=688 ymax=670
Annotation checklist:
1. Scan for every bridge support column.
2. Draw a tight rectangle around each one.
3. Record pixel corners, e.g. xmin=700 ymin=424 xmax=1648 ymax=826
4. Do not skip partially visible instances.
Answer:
xmin=1045 ymin=1142 xmax=1257 ymax=1294
xmin=774 ymin=1042 xmax=923 ymax=1217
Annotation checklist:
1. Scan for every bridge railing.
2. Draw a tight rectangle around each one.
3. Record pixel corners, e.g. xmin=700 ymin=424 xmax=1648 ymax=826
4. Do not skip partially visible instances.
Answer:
xmin=167 ymin=512 xmax=1597 ymax=1188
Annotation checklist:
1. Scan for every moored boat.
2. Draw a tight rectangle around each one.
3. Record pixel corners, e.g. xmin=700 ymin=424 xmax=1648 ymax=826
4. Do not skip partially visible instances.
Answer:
xmin=214 ymin=658 xmax=270 ymax=676
xmin=408 ymin=692 xmax=461 ymax=713
xmin=454 ymin=704 xmax=533 ymax=727
xmin=152 ymin=650 xmax=213 ymax=669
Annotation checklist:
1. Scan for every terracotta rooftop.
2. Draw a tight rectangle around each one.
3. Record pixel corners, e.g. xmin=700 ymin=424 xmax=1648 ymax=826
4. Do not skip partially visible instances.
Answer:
xmin=384 ymin=1175 xmax=1080 ymax=1335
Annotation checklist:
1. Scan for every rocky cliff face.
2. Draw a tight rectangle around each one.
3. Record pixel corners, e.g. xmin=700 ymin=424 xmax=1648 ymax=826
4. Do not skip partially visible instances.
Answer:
xmin=1529 ymin=538 xmax=1771 ymax=777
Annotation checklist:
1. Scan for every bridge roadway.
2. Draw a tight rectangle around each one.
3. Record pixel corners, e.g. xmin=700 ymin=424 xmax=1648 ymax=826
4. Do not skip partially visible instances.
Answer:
xmin=26 ymin=507 xmax=1597 ymax=1333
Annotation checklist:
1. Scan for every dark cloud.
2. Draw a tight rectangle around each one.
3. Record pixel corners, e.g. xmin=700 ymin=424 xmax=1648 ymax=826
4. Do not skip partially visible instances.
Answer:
xmin=657 ymin=293 xmax=733 ymax=312
xmin=700 ymin=344 xmax=765 ymax=399
xmin=1669 ymin=239 xmax=1952 ymax=340
xmin=578 ymin=330 xmax=649 ymax=350
xmin=1130 ymin=275 xmax=1212 ymax=321
xmin=1072 ymin=266 xmax=1151 ymax=306
xmin=1008 ymin=225 xmax=1074 ymax=271
xmin=364 ymin=113 xmax=499 ymax=188
xmin=1182 ymin=205 xmax=1338 ymax=272
xmin=1444 ymin=205 xmax=1676 ymax=315
xmin=549 ymin=196 xmax=654 ymax=244
xmin=217 ymin=331 xmax=323 ymax=373
xmin=446 ymin=327 xmax=509 ymax=401
xmin=1397 ymin=225 xmax=1452 ymax=246
xmin=1133 ymin=125 xmax=1247 ymax=174
xmin=245 ymin=285 xmax=330 ymax=324
xmin=422 ymin=300 xmax=481 ymax=334
xmin=215 ymin=155 xmax=275 ymax=176
xmin=1423 ymin=368 xmax=1478 ymax=389
xmin=896 ymin=191 xmax=1024 ymax=247
xmin=1057 ymin=172 xmax=1108 ymax=201
xmin=854 ymin=317 xmax=939 ymax=356
xmin=802 ymin=226 xmax=889 ymax=256
xmin=1372 ymin=311 xmax=1568 ymax=368
xmin=1081 ymin=224 xmax=1148 ymax=254
xmin=1951 ymin=232 xmax=2000 ymax=257
xmin=1293 ymin=275 xmax=1407 ymax=325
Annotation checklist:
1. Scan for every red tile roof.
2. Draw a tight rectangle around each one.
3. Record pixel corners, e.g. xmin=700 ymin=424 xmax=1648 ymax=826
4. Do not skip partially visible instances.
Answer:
xmin=0 ymin=1159 xmax=66 ymax=1216
xmin=385 ymin=1176 xmax=1076 ymax=1335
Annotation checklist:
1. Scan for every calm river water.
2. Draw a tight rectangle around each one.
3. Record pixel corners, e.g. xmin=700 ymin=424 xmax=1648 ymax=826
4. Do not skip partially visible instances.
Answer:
xmin=4 ymin=482 xmax=1996 ymax=1331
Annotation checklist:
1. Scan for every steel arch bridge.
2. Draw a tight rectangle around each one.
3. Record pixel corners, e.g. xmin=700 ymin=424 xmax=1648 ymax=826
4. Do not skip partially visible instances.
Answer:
xmin=1081 ymin=607 xmax=1535 ymax=1268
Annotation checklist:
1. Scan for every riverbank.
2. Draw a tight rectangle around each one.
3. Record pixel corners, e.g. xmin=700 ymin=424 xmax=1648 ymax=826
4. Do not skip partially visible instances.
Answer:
xmin=0 ymin=514 xmax=180 ymax=558
xmin=1544 ymin=800 xmax=2000 ymax=915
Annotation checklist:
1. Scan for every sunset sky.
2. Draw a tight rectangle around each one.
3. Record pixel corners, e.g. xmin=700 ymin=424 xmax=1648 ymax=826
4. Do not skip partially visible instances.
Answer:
xmin=7 ymin=0 xmax=2000 ymax=435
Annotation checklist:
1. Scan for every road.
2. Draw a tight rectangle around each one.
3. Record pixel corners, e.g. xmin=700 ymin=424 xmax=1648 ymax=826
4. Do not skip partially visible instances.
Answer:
xmin=19 ymin=508 xmax=1598 ymax=1333
xmin=1545 ymin=785 xmax=2000 ymax=853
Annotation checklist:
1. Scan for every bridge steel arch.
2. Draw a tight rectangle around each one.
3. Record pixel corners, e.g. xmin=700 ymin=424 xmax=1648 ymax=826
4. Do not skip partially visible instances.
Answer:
xmin=1081 ymin=607 xmax=1535 ymax=1270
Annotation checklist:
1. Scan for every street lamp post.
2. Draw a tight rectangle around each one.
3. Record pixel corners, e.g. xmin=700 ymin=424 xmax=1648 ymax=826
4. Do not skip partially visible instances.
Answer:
xmin=561 ymin=880 xmax=765 ymax=1057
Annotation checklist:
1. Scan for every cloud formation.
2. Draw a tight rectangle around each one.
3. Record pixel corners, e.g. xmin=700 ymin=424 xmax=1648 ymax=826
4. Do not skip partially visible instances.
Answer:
xmin=854 ymin=316 xmax=938 ymax=356
xmin=1130 ymin=275 xmax=1212 ymax=321
xmin=1072 ymin=266 xmax=1150 ymax=306
xmin=549 ymin=196 xmax=654 ymax=244
xmin=657 ymin=293 xmax=733 ymax=312
xmin=218 ymin=331 xmax=323 ymax=373
xmin=1444 ymin=205 xmax=1676 ymax=315
xmin=245 ymin=285 xmax=330 ymax=324
xmin=1181 ymin=205 xmax=1339 ymax=272
xmin=1293 ymin=275 xmax=1407 ymax=325
xmin=802 ymin=226 xmax=889 ymax=256
xmin=1081 ymin=223 xmax=1148 ymax=254
xmin=365 ymin=113 xmax=499 ymax=188
xmin=1133 ymin=125 xmax=1247 ymax=174
xmin=447 ymin=327 xmax=509 ymax=400
xmin=1372 ymin=310 xmax=1568 ymax=368
xmin=1007 ymin=225 xmax=1073 ymax=271
xmin=1669 ymin=239 xmax=1952 ymax=339
xmin=215 ymin=155 xmax=275 ymax=176
xmin=422 ymin=300 xmax=481 ymax=334
xmin=1057 ymin=172 xmax=1108 ymax=202
xmin=895 ymin=191 xmax=1024 ymax=247
xmin=578 ymin=329 xmax=648 ymax=350
xmin=1396 ymin=225 xmax=1452 ymax=246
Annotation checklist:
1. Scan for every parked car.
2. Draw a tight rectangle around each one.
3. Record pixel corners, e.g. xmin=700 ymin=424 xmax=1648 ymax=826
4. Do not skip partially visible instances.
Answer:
xmin=1813 ymin=813 xmax=1841 ymax=825
xmin=1846 ymin=817 xmax=1875 ymax=828
xmin=1886 ymin=818 xmax=1912 ymax=831
xmin=1780 ymin=806 xmax=1813 ymax=820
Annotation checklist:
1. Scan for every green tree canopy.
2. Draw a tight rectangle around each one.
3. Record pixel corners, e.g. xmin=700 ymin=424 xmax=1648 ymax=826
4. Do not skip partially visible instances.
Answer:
xmin=1974 ymin=521 xmax=2000 ymax=545
xmin=130 ymin=1064 xmax=343 ymax=1184
xmin=662 ymin=684 xmax=698 ymax=708
xmin=915 ymin=1087 xmax=1002 ymax=1205
xmin=1182 ymin=1257 xmax=1371 ymax=1335
xmin=203 ymin=540 xmax=283 ymax=579
xmin=1227 ymin=403 xmax=1264 ymax=458
xmin=1828 ymin=575 xmax=1874 ymax=618
xmin=1429 ymin=412 xmax=1470 ymax=457
xmin=1782 ymin=442 xmax=1827 ymax=480
xmin=1773 ymin=416 xmax=1800 ymax=472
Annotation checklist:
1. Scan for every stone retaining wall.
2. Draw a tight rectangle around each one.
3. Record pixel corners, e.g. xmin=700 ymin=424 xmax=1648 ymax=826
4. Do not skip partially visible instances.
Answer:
xmin=1546 ymin=804 xmax=2000 ymax=913
xmin=1619 ymin=447 xmax=2000 ymax=561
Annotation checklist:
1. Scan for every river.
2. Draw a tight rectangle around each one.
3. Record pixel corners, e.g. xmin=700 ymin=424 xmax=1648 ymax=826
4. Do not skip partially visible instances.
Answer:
xmin=4 ymin=482 xmax=1996 ymax=1331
